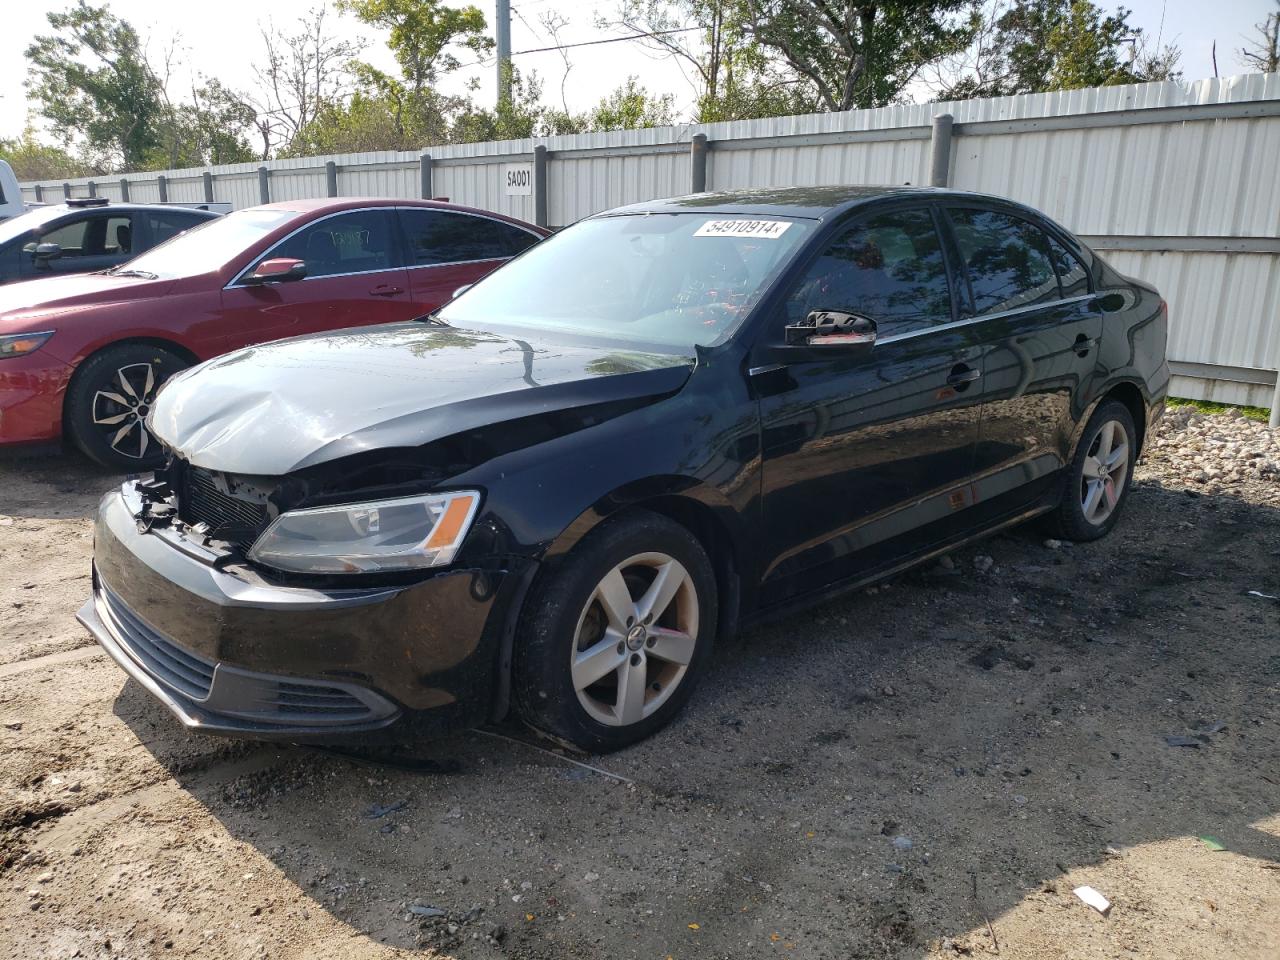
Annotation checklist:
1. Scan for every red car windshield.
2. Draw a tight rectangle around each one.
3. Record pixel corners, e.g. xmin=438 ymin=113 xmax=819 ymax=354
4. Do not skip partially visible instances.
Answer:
xmin=113 ymin=208 xmax=295 ymax=279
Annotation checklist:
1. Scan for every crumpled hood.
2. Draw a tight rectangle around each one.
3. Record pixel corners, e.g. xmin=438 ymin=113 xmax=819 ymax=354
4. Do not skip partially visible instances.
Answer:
xmin=150 ymin=322 xmax=695 ymax=475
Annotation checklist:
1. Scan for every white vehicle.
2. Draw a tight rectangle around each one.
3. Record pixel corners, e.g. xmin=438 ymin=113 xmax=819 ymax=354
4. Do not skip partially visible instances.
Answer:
xmin=0 ymin=160 xmax=25 ymax=221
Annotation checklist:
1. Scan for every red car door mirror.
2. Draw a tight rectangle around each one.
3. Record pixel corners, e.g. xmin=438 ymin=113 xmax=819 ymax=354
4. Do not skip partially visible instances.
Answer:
xmin=246 ymin=258 xmax=307 ymax=284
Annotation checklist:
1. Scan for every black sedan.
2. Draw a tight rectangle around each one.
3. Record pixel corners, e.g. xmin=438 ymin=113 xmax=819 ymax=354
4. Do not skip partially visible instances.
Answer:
xmin=0 ymin=198 xmax=219 ymax=284
xmin=79 ymin=186 xmax=1169 ymax=752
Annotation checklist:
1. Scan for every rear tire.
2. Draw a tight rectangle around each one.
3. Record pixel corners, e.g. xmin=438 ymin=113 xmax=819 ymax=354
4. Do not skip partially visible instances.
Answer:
xmin=1046 ymin=399 xmax=1137 ymax=542
xmin=65 ymin=344 xmax=187 ymax=470
xmin=514 ymin=511 xmax=717 ymax=753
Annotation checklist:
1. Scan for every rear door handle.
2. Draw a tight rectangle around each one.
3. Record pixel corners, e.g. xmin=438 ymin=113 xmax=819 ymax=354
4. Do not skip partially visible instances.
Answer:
xmin=1073 ymin=333 xmax=1098 ymax=357
xmin=947 ymin=364 xmax=981 ymax=388
xmin=369 ymin=284 xmax=404 ymax=297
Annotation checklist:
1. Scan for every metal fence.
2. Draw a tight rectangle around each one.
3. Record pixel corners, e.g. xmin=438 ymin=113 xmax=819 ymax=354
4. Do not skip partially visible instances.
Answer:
xmin=21 ymin=73 xmax=1280 ymax=412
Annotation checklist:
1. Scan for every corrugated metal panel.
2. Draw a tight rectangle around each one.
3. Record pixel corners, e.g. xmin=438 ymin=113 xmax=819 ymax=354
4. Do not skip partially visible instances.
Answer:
xmin=167 ymin=177 xmax=205 ymax=203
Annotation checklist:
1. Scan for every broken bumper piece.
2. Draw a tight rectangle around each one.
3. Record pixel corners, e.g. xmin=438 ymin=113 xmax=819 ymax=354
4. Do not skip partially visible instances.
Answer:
xmin=81 ymin=484 xmax=530 ymax=741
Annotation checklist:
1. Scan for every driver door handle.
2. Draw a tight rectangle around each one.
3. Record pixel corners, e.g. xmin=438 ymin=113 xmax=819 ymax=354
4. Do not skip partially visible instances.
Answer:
xmin=369 ymin=283 xmax=404 ymax=297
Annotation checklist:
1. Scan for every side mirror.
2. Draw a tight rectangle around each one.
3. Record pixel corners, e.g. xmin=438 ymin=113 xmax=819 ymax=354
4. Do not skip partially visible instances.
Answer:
xmin=245 ymin=257 xmax=307 ymax=284
xmin=785 ymin=310 xmax=877 ymax=348
xmin=33 ymin=242 xmax=63 ymax=263
xmin=451 ymin=283 xmax=473 ymax=300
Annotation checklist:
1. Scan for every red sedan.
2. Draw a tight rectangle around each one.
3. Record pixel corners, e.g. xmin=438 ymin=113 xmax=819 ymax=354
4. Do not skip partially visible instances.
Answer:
xmin=0 ymin=198 xmax=548 ymax=468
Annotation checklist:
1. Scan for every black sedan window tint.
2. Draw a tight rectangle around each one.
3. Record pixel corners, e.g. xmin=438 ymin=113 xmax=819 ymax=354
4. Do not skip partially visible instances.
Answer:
xmin=948 ymin=209 xmax=1060 ymax=315
xmin=147 ymin=212 xmax=203 ymax=246
xmin=271 ymin=210 xmax=396 ymax=278
xmin=399 ymin=210 xmax=520 ymax=265
xmin=1044 ymin=233 xmax=1090 ymax=298
xmin=786 ymin=208 xmax=951 ymax=337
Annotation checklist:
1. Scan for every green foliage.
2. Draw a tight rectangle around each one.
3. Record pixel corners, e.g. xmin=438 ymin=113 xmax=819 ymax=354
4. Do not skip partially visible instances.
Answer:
xmin=738 ymin=0 xmax=980 ymax=110
xmin=587 ymin=78 xmax=676 ymax=131
xmin=24 ymin=2 xmax=256 ymax=172
xmin=945 ymin=0 xmax=1181 ymax=98
xmin=338 ymin=0 xmax=493 ymax=95
xmin=25 ymin=0 xmax=166 ymax=170
xmin=1167 ymin=398 xmax=1270 ymax=424
xmin=152 ymin=80 xmax=258 ymax=169
xmin=0 ymin=128 xmax=91 ymax=181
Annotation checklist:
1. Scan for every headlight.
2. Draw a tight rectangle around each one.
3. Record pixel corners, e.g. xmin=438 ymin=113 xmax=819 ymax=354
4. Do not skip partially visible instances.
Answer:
xmin=247 ymin=490 xmax=481 ymax=574
xmin=0 ymin=331 xmax=55 ymax=359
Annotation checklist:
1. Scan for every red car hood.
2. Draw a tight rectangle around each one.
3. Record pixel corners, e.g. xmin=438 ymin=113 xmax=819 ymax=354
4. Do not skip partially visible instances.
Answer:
xmin=0 ymin=273 xmax=176 ymax=329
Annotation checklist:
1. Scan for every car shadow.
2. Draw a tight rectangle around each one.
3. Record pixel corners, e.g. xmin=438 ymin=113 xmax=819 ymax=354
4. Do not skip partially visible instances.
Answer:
xmin=115 ymin=478 xmax=1280 ymax=958
xmin=0 ymin=448 xmax=121 ymax=521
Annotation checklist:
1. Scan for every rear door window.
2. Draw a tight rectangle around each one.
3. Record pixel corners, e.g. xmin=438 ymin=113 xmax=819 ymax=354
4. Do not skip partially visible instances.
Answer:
xmin=785 ymin=206 xmax=953 ymax=338
xmin=399 ymin=209 xmax=537 ymax=266
xmin=946 ymin=208 xmax=1060 ymax=316
xmin=267 ymin=209 xmax=399 ymax=279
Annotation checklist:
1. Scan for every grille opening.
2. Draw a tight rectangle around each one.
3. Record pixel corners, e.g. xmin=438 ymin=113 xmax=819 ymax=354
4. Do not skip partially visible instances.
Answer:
xmin=177 ymin=465 xmax=270 ymax=550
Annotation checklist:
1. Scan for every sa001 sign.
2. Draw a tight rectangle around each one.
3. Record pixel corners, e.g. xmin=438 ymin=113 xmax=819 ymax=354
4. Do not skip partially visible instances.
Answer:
xmin=502 ymin=163 xmax=533 ymax=196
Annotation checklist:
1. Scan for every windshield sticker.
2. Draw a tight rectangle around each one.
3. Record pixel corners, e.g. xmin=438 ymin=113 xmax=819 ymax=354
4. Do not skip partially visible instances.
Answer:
xmin=694 ymin=219 xmax=792 ymax=239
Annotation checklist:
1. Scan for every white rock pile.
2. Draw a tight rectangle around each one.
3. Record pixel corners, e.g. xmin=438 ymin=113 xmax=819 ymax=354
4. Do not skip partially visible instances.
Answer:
xmin=1142 ymin=405 xmax=1280 ymax=500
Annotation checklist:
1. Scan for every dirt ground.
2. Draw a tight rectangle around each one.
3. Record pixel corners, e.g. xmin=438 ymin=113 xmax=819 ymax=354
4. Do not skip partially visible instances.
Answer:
xmin=1 ymin=412 xmax=1277 ymax=960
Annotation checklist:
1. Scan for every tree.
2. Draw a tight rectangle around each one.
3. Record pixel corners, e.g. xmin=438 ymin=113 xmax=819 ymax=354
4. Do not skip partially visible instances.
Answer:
xmin=338 ymin=0 xmax=492 ymax=143
xmin=735 ymin=0 xmax=981 ymax=111
xmin=0 ymin=126 xmax=90 ymax=181
xmin=154 ymin=80 xmax=258 ymax=168
xmin=248 ymin=6 xmax=364 ymax=158
xmin=1240 ymin=1 xmax=1279 ymax=74
xmin=587 ymin=77 xmax=677 ymax=130
xmin=25 ymin=0 xmax=167 ymax=171
xmin=934 ymin=0 xmax=1181 ymax=99
xmin=603 ymin=0 xmax=815 ymax=121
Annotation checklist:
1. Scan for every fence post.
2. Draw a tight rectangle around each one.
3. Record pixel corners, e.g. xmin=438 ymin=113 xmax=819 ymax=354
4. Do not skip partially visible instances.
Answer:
xmin=325 ymin=160 xmax=338 ymax=198
xmin=203 ymin=171 xmax=214 ymax=203
xmin=533 ymin=145 xmax=548 ymax=228
xmin=1270 ymin=372 xmax=1280 ymax=429
xmin=157 ymin=175 xmax=168 ymax=202
xmin=691 ymin=133 xmax=709 ymax=193
xmin=33 ymin=184 xmax=43 ymax=203
xmin=420 ymin=153 xmax=433 ymax=199
xmin=929 ymin=113 xmax=954 ymax=188
xmin=258 ymin=166 xmax=270 ymax=204
xmin=62 ymin=182 xmax=71 ymax=199
xmin=119 ymin=179 xmax=130 ymax=202
xmin=87 ymin=181 xmax=97 ymax=198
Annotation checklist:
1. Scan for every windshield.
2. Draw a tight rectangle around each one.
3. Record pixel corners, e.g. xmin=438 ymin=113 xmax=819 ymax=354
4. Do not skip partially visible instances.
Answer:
xmin=437 ymin=213 xmax=812 ymax=350
xmin=0 ymin=205 xmax=75 ymax=246
xmin=113 ymin=207 xmax=296 ymax=279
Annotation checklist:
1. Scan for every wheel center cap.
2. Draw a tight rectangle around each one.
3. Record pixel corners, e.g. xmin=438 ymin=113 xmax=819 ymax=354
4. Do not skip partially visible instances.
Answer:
xmin=626 ymin=624 xmax=647 ymax=651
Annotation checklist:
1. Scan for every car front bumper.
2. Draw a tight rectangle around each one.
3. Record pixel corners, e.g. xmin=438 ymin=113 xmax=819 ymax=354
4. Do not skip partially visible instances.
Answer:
xmin=0 ymin=351 xmax=74 ymax=445
xmin=80 ymin=484 xmax=535 ymax=741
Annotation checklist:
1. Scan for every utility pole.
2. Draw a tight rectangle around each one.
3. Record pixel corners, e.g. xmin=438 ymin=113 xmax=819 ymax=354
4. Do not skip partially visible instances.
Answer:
xmin=496 ymin=0 xmax=512 ymax=108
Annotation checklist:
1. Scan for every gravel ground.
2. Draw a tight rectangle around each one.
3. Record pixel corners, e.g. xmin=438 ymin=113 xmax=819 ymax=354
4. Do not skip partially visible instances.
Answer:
xmin=1 ymin=409 xmax=1277 ymax=960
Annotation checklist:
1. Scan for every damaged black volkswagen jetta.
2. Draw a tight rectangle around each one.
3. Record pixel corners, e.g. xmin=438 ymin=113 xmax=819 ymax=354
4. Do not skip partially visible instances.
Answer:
xmin=79 ymin=186 xmax=1169 ymax=752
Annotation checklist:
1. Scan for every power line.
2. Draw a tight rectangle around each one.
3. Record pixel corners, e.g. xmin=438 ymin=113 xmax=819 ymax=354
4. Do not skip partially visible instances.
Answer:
xmin=512 ymin=27 xmax=701 ymax=57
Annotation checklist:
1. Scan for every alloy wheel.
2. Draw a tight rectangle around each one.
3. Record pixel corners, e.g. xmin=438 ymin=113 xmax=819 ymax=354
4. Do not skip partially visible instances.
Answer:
xmin=1080 ymin=418 xmax=1130 ymax=525
xmin=91 ymin=363 xmax=160 ymax=461
xmin=570 ymin=552 xmax=700 ymax=727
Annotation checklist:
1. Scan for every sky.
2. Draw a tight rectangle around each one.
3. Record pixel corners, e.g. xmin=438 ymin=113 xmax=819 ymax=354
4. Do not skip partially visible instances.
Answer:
xmin=0 ymin=0 xmax=1274 ymax=143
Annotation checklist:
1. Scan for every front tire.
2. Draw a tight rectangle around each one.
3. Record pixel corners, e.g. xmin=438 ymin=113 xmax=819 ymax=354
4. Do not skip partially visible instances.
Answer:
xmin=1047 ymin=399 xmax=1137 ymax=541
xmin=65 ymin=344 xmax=187 ymax=470
xmin=514 ymin=511 xmax=717 ymax=753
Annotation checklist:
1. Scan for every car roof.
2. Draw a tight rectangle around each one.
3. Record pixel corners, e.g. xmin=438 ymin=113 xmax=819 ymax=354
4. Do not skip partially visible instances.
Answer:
xmin=254 ymin=197 xmax=548 ymax=231
xmin=51 ymin=202 xmax=221 ymax=215
xmin=597 ymin=186 xmax=1036 ymax=222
